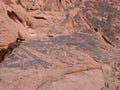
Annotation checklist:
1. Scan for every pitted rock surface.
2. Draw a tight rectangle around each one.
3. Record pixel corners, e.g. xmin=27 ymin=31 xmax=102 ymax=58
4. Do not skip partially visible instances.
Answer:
xmin=0 ymin=0 xmax=120 ymax=90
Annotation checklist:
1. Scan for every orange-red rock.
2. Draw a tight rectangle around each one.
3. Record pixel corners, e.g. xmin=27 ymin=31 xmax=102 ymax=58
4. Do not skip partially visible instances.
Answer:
xmin=0 ymin=0 xmax=120 ymax=90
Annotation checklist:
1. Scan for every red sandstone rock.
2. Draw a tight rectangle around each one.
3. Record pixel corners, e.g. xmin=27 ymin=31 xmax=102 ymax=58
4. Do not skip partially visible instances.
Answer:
xmin=0 ymin=0 xmax=120 ymax=90
xmin=0 ymin=1 xmax=30 ymax=50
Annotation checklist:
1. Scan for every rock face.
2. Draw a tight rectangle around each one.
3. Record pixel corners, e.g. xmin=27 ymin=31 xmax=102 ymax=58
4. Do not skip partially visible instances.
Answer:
xmin=0 ymin=0 xmax=120 ymax=90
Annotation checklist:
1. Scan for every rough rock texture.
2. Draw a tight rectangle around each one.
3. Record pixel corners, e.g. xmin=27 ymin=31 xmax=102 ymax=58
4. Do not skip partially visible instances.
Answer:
xmin=0 ymin=0 xmax=120 ymax=90
xmin=0 ymin=1 xmax=30 ymax=54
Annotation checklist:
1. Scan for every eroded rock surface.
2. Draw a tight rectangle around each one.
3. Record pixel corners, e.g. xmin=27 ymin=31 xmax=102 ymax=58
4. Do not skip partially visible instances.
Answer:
xmin=0 ymin=0 xmax=120 ymax=90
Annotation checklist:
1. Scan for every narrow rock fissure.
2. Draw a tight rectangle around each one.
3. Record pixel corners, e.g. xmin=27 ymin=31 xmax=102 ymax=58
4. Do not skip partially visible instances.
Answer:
xmin=34 ymin=16 xmax=47 ymax=20
xmin=102 ymin=36 xmax=114 ymax=46
xmin=7 ymin=11 xmax=23 ymax=24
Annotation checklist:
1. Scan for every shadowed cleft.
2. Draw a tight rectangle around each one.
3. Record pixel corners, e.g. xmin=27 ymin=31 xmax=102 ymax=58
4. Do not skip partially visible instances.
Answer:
xmin=0 ymin=38 xmax=23 ymax=63
xmin=102 ymin=36 xmax=114 ymax=46
xmin=7 ymin=11 xmax=23 ymax=24
xmin=0 ymin=49 xmax=8 ymax=63
xmin=34 ymin=16 xmax=47 ymax=20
